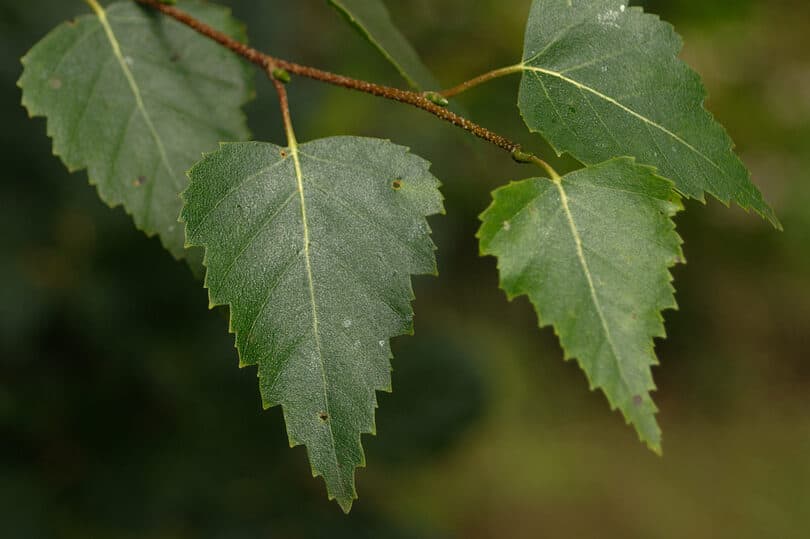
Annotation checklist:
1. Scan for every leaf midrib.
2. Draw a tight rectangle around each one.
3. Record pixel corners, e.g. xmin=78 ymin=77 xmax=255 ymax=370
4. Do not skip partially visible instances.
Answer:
xmin=554 ymin=178 xmax=634 ymax=395
xmin=87 ymin=0 xmax=175 ymax=188
xmin=287 ymin=133 xmax=344 ymax=484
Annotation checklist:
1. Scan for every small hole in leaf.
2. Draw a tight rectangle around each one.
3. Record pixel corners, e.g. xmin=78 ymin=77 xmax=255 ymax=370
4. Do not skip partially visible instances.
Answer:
xmin=318 ymin=411 xmax=329 ymax=422
xmin=392 ymin=179 xmax=403 ymax=190
xmin=133 ymin=175 xmax=146 ymax=187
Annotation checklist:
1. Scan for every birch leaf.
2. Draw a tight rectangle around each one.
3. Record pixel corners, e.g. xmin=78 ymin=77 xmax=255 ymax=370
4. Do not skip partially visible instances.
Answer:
xmin=479 ymin=158 xmax=684 ymax=450
xmin=181 ymin=137 xmax=443 ymax=511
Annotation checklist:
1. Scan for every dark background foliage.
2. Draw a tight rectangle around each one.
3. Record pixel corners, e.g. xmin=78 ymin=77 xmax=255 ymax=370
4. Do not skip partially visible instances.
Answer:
xmin=1 ymin=0 xmax=808 ymax=537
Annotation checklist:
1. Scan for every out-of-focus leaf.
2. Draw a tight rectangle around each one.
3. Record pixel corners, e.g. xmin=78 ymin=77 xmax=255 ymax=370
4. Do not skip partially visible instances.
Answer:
xmin=328 ymin=0 xmax=439 ymax=90
xmin=19 ymin=0 xmax=253 ymax=257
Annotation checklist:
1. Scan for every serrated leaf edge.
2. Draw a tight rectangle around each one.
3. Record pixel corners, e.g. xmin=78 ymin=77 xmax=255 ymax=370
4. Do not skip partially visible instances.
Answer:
xmin=478 ymin=157 xmax=685 ymax=453
xmin=179 ymin=138 xmax=443 ymax=512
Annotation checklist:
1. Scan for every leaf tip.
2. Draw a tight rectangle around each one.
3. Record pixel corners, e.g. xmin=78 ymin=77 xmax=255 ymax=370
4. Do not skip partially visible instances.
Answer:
xmin=336 ymin=495 xmax=356 ymax=514
xmin=647 ymin=439 xmax=664 ymax=457
xmin=764 ymin=208 xmax=784 ymax=231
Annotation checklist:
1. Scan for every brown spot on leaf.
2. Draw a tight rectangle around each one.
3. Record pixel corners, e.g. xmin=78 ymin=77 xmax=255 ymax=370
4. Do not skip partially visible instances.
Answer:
xmin=318 ymin=411 xmax=329 ymax=422
xmin=48 ymin=78 xmax=62 ymax=90
xmin=133 ymin=176 xmax=146 ymax=187
xmin=632 ymin=395 xmax=643 ymax=406
xmin=280 ymin=150 xmax=287 ymax=158
xmin=392 ymin=179 xmax=403 ymax=190
xmin=170 ymin=52 xmax=181 ymax=63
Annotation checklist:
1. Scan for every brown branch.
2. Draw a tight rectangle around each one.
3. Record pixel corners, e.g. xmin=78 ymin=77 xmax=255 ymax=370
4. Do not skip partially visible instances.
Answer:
xmin=134 ymin=0 xmax=556 ymax=168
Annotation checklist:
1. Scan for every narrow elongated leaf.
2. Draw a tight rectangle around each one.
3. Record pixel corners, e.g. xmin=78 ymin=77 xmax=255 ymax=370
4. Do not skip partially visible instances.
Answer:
xmin=518 ymin=0 xmax=778 ymax=227
xmin=328 ymin=0 xmax=439 ymax=90
xmin=19 ymin=1 xmax=252 ymax=257
xmin=479 ymin=158 xmax=684 ymax=450
xmin=181 ymin=137 xmax=443 ymax=511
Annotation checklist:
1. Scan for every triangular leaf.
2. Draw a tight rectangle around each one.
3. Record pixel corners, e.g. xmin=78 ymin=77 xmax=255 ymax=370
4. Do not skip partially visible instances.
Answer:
xmin=517 ymin=0 xmax=779 ymax=227
xmin=19 ymin=0 xmax=253 ymax=257
xmin=181 ymin=137 xmax=444 ymax=511
xmin=328 ymin=0 xmax=439 ymax=91
xmin=479 ymin=158 xmax=684 ymax=451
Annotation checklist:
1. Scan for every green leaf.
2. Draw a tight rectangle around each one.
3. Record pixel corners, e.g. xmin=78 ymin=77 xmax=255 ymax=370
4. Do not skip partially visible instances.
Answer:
xmin=180 ymin=137 xmax=443 ymax=511
xmin=327 ymin=0 xmax=439 ymax=91
xmin=517 ymin=0 xmax=779 ymax=227
xmin=478 ymin=158 xmax=684 ymax=451
xmin=19 ymin=0 xmax=253 ymax=258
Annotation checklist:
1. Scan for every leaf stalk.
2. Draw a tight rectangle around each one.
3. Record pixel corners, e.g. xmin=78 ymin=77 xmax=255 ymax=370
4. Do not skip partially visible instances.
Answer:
xmin=439 ymin=64 xmax=524 ymax=99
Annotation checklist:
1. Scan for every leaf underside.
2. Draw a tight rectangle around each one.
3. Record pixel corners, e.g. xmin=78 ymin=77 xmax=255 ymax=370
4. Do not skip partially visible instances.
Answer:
xmin=327 ymin=0 xmax=439 ymax=91
xmin=181 ymin=137 xmax=444 ymax=511
xmin=19 ymin=0 xmax=253 ymax=257
xmin=518 ymin=0 xmax=779 ymax=227
xmin=479 ymin=158 xmax=684 ymax=451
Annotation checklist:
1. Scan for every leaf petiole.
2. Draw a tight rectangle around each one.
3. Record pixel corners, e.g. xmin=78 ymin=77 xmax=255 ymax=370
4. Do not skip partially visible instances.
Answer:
xmin=439 ymin=64 xmax=524 ymax=99
xmin=511 ymin=148 xmax=561 ymax=181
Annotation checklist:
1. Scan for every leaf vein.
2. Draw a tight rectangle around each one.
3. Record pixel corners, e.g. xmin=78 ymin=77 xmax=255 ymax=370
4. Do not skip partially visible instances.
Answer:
xmin=555 ymin=180 xmax=634 ymax=395
xmin=219 ymin=189 xmax=297 ymax=286
xmin=90 ymin=0 xmax=176 ymax=185
xmin=188 ymin=157 xmax=287 ymax=241
xmin=289 ymin=137 xmax=344 ymax=478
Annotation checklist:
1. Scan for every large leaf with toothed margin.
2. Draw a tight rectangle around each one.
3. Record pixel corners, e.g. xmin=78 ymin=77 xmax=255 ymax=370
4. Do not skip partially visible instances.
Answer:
xmin=478 ymin=158 xmax=684 ymax=451
xmin=327 ymin=0 xmax=439 ymax=91
xmin=517 ymin=0 xmax=779 ymax=227
xmin=181 ymin=137 xmax=443 ymax=512
xmin=18 ymin=0 xmax=253 ymax=258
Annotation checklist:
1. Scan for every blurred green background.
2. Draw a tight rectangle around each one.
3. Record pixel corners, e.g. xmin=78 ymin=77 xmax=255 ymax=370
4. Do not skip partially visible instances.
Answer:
xmin=2 ymin=0 xmax=809 ymax=537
